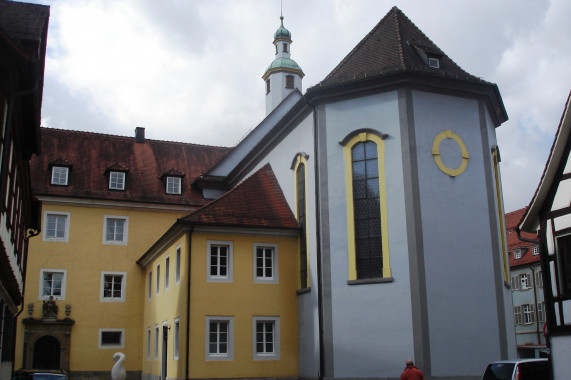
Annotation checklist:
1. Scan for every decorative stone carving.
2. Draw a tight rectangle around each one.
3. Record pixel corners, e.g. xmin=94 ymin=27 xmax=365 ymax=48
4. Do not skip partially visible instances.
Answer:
xmin=42 ymin=296 xmax=58 ymax=320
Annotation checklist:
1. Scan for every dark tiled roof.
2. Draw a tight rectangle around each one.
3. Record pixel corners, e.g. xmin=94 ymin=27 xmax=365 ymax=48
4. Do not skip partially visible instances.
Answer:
xmin=313 ymin=6 xmax=484 ymax=89
xmin=0 ymin=0 xmax=49 ymax=45
xmin=31 ymin=128 xmax=231 ymax=206
xmin=180 ymin=164 xmax=299 ymax=230
xmin=506 ymin=208 xmax=539 ymax=267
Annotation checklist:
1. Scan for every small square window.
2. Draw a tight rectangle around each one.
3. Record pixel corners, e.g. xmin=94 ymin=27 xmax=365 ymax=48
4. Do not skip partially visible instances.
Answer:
xmin=103 ymin=216 xmax=128 ymax=245
xmin=51 ymin=166 xmax=69 ymax=186
xmin=109 ymin=171 xmax=126 ymax=190
xmin=533 ymin=245 xmax=539 ymax=255
xmin=207 ymin=241 xmax=233 ymax=282
xmin=285 ymin=75 xmax=294 ymax=89
xmin=205 ymin=316 xmax=234 ymax=360
xmin=99 ymin=329 xmax=125 ymax=349
xmin=428 ymin=57 xmax=440 ymax=68
xmin=100 ymin=272 xmax=126 ymax=302
xmin=252 ymin=317 xmax=280 ymax=360
xmin=166 ymin=176 xmax=181 ymax=194
xmin=254 ymin=244 xmax=278 ymax=284
xmin=43 ymin=212 xmax=70 ymax=242
xmin=39 ymin=269 xmax=67 ymax=300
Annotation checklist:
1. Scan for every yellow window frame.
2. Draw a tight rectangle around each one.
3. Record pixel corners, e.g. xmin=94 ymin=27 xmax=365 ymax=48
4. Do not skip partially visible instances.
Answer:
xmin=343 ymin=132 xmax=391 ymax=280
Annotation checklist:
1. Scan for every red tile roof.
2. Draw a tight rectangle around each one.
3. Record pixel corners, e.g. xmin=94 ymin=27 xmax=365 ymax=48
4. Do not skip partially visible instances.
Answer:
xmin=505 ymin=208 xmax=539 ymax=267
xmin=31 ymin=128 xmax=231 ymax=206
xmin=315 ymin=7 xmax=484 ymax=89
xmin=180 ymin=164 xmax=299 ymax=230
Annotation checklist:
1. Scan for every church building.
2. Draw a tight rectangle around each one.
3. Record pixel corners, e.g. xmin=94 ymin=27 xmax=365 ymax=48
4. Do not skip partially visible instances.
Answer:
xmin=16 ymin=7 xmax=515 ymax=380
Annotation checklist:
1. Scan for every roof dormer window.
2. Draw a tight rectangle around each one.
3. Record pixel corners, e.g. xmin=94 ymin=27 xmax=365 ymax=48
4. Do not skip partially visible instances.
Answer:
xmin=166 ymin=176 xmax=182 ymax=195
xmin=514 ymin=249 xmax=522 ymax=260
xmin=51 ymin=166 xmax=69 ymax=186
xmin=428 ymin=57 xmax=440 ymax=68
xmin=109 ymin=171 xmax=126 ymax=190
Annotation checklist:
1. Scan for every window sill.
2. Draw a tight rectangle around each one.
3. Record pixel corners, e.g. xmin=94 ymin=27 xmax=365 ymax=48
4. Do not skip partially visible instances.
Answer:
xmin=348 ymin=277 xmax=394 ymax=285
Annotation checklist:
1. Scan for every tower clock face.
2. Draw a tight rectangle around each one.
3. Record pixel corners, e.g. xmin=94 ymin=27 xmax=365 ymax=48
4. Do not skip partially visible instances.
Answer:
xmin=432 ymin=130 xmax=469 ymax=177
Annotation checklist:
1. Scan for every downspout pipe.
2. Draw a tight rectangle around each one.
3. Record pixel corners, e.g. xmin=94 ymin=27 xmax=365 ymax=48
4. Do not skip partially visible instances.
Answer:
xmin=185 ymin=227 xmax=193 ymax=380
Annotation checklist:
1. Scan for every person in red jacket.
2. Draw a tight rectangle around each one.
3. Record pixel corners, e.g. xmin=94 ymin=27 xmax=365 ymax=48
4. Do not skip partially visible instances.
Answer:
xmin=400 ymin=359 xmax=425 ymax=380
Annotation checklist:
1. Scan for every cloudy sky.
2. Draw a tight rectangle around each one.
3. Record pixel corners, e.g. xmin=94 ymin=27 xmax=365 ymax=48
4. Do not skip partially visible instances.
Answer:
xmin=24 ymin=0 xmax=571 ymax=213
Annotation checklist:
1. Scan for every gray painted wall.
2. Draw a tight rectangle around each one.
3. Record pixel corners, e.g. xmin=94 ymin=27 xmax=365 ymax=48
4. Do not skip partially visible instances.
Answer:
xmin=323 ymin=91 xmax=415 ymax=378
xmin=412 ymin=90 xmax=511 ymax=376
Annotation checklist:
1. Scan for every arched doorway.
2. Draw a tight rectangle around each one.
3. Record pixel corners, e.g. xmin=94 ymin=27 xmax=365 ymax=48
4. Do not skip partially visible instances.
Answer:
xmin=33 ymin=335 xmax=60 ymax=369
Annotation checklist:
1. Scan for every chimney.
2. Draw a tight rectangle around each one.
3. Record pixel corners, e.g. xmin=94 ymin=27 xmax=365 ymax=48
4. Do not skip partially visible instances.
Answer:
xmin=135 ymin=127 xmax=145 ymax=143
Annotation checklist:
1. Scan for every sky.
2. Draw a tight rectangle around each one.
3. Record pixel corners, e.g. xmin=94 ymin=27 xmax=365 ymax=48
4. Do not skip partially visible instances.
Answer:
xmin=24 ymin=0 xmax=571 ymax=213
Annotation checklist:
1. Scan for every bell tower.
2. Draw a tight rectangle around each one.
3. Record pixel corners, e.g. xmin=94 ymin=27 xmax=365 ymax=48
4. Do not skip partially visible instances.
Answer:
xmin=262 ymin=14 xmax=304 ymax=115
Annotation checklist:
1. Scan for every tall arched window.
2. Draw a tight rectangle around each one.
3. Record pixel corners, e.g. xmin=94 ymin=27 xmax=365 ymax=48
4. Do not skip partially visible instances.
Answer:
xmin=342 ymin=131 xmax=390 ymax=281
xmin=293 ymin=154 xmax=309 ymax=289
xmin=492 ymin=147 xmax=509 ymax=284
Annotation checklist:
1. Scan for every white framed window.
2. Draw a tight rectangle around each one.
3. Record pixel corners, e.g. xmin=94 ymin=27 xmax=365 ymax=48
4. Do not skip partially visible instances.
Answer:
xmin=253 ymin=244 xmax=278 ymax=284
xmin=522 ymin=304 xmax=535 ymax=324
xmin=100 ymin=272 xmax=126 ymax=302
xmin=175 ymin=246 xmax=181 ymax=285
xmin=166 ymin=177 xmax=181 ymax=195
xmin=514 ymin=249 xmax=522 ymax=259
xmin=148 ymin=271 xmax=152 ymax=300
xmin=535 ymin=268 xmax=543 ymax=287
xmin=514 ymin=305 xmax=522 ymax=325
xmin=520 ymin=273 xmax=531 ymax=290
xmin=165 ymin=256 xmax=170 ymax=291
xmin=98 ymin=328 xmax=125 ymax=349
xmin=156 ymin=263 xmax=161 ymax=295
xmin=154 ymin=325 xmax=159 ymax=360
xmin=538 ymin=302 xmax=545 ymax=324
xmin=207 ymin=241 xmax=233 ymax=282
xmin=205 ymin=316 xmax=233 ymax=360
xmin=533 ymin=245 xmax=540 ymax=255
xmin=252 ymin=317 xmax=280 ymax=360
xmin=109 ymin=171 xmax=126 ymax=190
xmin=43 ymin=211 xmax=70 ymax=242
xmin=51 ymin=166 xmax=69 ymax=186
xmin=428 ymin=57 xmax=440 ymax=68
xmin=510 ymin=275 xmax=520 ymax=291
xmin=103 ymin=215 xmax=128 ymax=245
xmin=39 ymin=269 xmax=67 ymax=300
xmin=173 ymin=318 xmax=180 ymax=360
xmin=147 ymin=328 xmax=151 ymax=360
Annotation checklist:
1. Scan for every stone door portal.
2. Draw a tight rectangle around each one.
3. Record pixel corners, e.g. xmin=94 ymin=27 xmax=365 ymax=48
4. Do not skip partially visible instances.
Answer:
xmin=32 ymin=335 xmax=60 ymax=369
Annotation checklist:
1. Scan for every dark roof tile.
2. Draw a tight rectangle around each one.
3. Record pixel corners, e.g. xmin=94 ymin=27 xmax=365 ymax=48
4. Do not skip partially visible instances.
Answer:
xmin=313 ymin=6 xmax=484 ymax=89
xmin=180 ymin=164 xmax=298 ymax=230
xmin=31 ymin=128 xmax=231 ymax=206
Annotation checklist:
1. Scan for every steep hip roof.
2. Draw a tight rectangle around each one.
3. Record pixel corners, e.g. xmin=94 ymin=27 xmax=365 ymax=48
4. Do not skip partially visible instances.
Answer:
xmin=317 ymin=6 xmax=481 ymax=87
xmin=31 ymin=128 xmax=231 ymax=206
xmin=181 ymin=163 xmax=298 ymax=229
xmin=307 ymin=7 xmax=507 ymax=125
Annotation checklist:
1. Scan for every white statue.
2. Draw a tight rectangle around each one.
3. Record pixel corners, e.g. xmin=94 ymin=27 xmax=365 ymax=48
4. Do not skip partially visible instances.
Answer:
xmin=111 ymin=352 xmax=126 ymax=380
